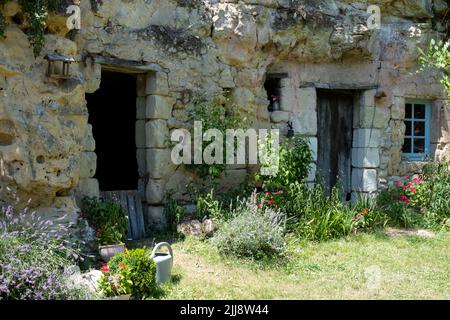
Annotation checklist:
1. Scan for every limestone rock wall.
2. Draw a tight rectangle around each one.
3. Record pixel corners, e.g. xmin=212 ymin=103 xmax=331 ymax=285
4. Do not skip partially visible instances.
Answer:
xmin=0 ymin=0 xmax=448 ymax=229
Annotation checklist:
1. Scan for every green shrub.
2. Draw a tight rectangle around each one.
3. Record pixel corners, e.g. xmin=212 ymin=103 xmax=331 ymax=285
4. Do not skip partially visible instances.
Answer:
xmin=377 ymin=189 xmax=424 ymax=228
xmin=420 ymin=163 xmax=450 ymax=229
xmin=351 ymin=194 xmax=388 ymax=232
xmin=82 ymin=197 xmax=128 ymax=245
xmin=98 ymin=248 xmax=157 ymax=299
xmin=378 ymin=163 xmax=450 ymax=230
xmin=279 ymin=182 xmax=353 ymax=241
xmin=257 ymin=134 xmax=312 ymax=191
xmin=212 ymin=195 xmax=285 ymax=259
xmin=196 ymin=189 xmax=230 ymax=222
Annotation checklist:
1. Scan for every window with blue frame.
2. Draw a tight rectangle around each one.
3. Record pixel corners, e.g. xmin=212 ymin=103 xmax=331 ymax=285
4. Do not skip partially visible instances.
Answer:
xmin=402 ymin=99 xmax=431 ymax=161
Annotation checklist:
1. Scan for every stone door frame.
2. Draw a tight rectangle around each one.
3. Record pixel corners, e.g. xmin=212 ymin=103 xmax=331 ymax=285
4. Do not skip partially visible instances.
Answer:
xmin=83 ymin=57 xmax=173 ymax=231
xmin=283 ymin=85 xmax=381 ymax=199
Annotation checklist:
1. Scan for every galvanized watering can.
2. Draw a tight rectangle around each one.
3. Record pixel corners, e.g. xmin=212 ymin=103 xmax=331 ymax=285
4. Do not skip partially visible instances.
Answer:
xmin=150 ymin=242 xmax=173 ymax=284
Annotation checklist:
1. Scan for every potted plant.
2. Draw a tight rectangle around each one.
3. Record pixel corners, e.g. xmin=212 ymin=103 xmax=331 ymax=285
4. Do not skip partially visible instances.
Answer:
xmin=97 ymin=224 xmax=126 ymax=262
xmin=82 ymin=197 xmax=129 ymax=262
xmin=98 ymin=248 xmax=157 ymax=300
xmin=270 ymin=95 xmax=281 ymax=111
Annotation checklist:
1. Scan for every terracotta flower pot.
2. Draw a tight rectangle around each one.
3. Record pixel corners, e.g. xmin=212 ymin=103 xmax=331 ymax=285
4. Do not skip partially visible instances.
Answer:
xmin=99 ymin=243 xmax=125 ymax=262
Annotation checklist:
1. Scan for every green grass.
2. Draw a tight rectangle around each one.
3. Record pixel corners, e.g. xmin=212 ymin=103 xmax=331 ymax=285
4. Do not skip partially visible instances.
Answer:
xmin=159 ymin=232 xmax=450 ymax=300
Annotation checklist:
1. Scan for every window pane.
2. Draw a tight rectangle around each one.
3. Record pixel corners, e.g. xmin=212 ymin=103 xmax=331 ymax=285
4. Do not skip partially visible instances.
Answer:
xmin=403 ymin=138 xmax=412 ymax=153
xmin=405 ymin=104 xmax=412 ymax=118
xmin=414 ymin=121 xmax=425 ymax=137
xmin=405 ymin=121 xmax=412 ymax=136
xmin=414 ymin=138 xmax=425 ymax=153
xmin=414 ymin=104 xmax=426 ymax=119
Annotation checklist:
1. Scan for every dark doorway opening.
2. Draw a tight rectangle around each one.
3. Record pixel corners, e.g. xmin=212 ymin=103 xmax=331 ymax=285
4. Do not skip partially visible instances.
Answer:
xmin=317 ymin=90 xmax=354 ymax=200
xmin=86 ymin=71 xmax=139 ymax=191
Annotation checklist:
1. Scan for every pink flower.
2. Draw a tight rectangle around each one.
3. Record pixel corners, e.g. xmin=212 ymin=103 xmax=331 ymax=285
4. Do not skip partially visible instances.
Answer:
xmin=394 ymin=181 xmax=402 ymax=187
xmin=100 ymin=265 xmax=110 ymax=273
xmin=400 ymin=195 xmax=408 ymax=202
xmin=352 ymin=217 xmax=356 ymax=221
xmin=410 ymin=186 xmax=416 ymax=192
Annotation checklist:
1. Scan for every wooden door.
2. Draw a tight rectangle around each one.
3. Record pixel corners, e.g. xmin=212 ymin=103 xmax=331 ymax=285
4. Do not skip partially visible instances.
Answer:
xmin=317 ymin=91 xmax=354 ymax=199
xmin=101 ymin=190 xmax=146 ymax=240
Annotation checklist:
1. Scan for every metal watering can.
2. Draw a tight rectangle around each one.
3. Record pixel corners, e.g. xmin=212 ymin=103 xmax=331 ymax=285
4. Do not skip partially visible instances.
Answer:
xmin=150 ymin=242 xmax=173 ymax=284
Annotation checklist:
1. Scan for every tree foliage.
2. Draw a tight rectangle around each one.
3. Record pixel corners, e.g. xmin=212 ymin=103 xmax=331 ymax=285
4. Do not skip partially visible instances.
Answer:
xmin=419 ymin=39 xmax=450 ymax=97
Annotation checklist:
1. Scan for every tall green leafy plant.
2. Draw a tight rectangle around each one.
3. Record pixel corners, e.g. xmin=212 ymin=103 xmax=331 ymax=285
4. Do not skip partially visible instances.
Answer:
xmin=82 ymin=197 xmax=128 ymax=245
xmin=186 ymin=91 xmax=248 ymax=181
xmin=257 ymin=134 xmax=313 ymax=191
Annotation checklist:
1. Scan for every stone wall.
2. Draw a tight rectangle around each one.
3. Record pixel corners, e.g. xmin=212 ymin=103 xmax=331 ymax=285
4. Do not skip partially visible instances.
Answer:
xmin=0 ymin=0 xmax=448 ymax=231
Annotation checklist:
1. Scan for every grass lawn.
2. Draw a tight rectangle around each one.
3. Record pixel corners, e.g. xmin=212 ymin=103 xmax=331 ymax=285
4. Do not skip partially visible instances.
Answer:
xmin=159 ymin=231 xmax=450 ymax=300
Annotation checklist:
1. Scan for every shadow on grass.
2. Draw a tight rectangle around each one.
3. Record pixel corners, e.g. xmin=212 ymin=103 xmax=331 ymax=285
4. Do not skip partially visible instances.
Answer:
xmin=147 ymin=273 xmax=183 ymax=300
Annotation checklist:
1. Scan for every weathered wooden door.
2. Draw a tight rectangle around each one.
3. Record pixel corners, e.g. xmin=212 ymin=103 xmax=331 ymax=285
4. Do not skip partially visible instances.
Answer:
xmin=101 ymin=190 xmax=146 ymax=240
xmin=317 ymin=90 xmax=354 ymax=199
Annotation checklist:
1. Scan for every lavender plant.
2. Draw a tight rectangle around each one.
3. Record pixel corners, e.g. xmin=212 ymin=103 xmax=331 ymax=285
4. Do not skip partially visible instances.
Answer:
xmin=0 ymin=188 xmax=95 ymax=300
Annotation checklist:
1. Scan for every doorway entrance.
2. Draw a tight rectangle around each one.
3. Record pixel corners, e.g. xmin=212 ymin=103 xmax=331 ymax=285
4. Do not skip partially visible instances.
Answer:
xmin=317 ymin=90 xmax=354 ymax=200
xmin=87 ymin=71 xmax=139 ymax=191
xmin=86 ymin=70 xmax=146 ymax=239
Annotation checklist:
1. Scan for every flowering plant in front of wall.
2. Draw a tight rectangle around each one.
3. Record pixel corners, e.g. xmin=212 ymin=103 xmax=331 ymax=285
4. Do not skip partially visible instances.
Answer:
xmin=391 ymin=176 xmax=425 ymax=208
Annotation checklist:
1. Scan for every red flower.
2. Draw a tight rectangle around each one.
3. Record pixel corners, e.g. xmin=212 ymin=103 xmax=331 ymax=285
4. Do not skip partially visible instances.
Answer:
xmin=410 ymin=186 xmax=416 ymax=192
xmin=265 ymin=192 xmax=271 ymax=196
xmin=100 ymin=265 xmax=110 ymax=273
xmin=256 ymin=203 xmax=261 ymax=209
xmin=361 ymin=208 xmax=369 ymax=215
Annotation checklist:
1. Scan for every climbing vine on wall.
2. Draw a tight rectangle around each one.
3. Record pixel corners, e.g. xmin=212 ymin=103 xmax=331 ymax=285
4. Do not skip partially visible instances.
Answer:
xmin=0 ymin=0 xmax=61 ymax=56
xmin=186 ymin=91 xmax=250 ymax=181
xmin=419 ymin=39 xmax=450 ymax=98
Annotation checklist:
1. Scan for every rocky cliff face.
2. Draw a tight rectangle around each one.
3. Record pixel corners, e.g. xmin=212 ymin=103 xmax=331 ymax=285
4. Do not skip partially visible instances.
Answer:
xmin=0 ymin=0 xmax=448 ymax=228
